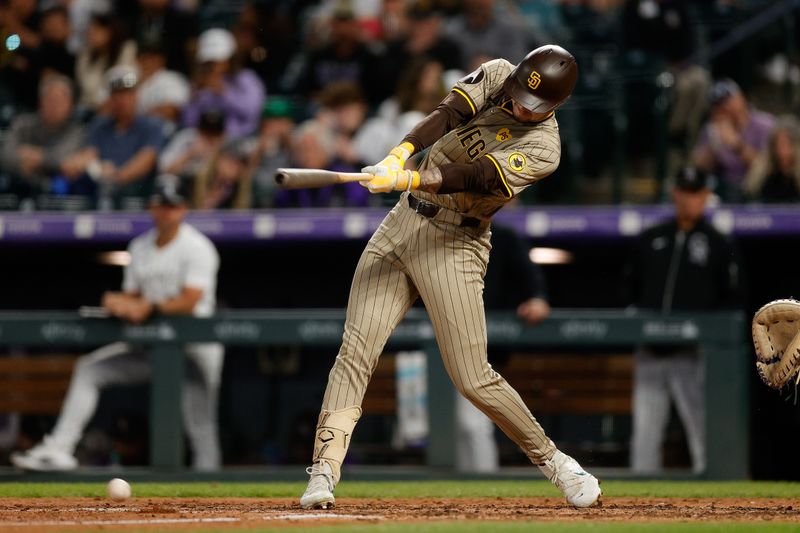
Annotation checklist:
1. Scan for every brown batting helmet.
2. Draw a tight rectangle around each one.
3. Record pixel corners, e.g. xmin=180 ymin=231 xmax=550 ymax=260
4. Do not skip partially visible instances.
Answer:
xmin=503 ymin=45 xmax=578 ymax=113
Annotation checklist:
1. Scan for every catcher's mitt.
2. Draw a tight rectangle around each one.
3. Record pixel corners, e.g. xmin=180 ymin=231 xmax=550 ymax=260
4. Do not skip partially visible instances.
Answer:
xmin=752 ymin=299 xmax=800 ymax=389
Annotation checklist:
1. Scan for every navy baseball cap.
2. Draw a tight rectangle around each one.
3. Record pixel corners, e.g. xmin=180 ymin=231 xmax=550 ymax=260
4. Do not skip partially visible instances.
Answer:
xmin=675 ymin=167 xmax=713 ymax=192
xmin=150 ymin=174 xmax=189 ymax=206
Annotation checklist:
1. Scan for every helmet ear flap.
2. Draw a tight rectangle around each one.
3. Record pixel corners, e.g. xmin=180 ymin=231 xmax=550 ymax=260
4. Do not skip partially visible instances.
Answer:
xmin=505 ymin=45 xmax=578 ymax=113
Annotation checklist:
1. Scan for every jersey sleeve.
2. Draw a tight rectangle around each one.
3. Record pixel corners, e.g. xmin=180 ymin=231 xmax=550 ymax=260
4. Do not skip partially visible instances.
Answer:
xmin=183 ymin=239 xmax=220 ymax=293
xmin=451 ymin=59 xmax=513 ymax=118
xmin=482 ymin=131 xmax=561 ymax=197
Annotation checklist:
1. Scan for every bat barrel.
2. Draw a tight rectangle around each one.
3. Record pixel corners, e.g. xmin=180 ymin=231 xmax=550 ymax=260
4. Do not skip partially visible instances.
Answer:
xmin=274 ymin=168 xmax=333 ymax=189
xmin=274 ymin=168 xmax=370 ymax=189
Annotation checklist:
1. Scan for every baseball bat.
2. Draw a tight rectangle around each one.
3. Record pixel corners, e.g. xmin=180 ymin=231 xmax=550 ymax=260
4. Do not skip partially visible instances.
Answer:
xmin=274 ymin=168 xmax=372 ymax=189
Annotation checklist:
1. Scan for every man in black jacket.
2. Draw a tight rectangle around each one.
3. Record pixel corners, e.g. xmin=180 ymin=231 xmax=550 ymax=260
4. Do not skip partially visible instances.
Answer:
xmin=626 ymin=166 xmax=744 ymax=473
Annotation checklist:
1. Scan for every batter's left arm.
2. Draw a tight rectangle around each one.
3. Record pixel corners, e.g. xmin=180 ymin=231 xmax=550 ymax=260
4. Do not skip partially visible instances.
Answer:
xmin=416 ymin=158 xmax=512 ymax=197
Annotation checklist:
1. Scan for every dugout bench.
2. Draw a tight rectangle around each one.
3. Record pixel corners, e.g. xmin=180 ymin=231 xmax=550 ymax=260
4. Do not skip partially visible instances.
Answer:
xmin=0 ymin=309 xmax=747 ymax=479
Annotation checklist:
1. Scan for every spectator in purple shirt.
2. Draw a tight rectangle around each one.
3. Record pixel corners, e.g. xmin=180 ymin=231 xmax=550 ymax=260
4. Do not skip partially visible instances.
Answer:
xmin=692 ymin=79 xmax=775 ymax=202
xmin=182 ymin=28 xmax=266 ymax=139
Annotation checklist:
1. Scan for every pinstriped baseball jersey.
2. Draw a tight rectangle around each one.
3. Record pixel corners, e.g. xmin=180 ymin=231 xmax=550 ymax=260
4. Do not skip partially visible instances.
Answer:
xmin=314 ymin=57 xmax=563 ymax=472
xmin=414 ymin=59 xmax=561 ymax=219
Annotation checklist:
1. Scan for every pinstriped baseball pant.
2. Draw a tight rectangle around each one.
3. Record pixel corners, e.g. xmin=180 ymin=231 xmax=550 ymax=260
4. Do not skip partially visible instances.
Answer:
xmin=321 ymin=194 xmax=557 ymax=464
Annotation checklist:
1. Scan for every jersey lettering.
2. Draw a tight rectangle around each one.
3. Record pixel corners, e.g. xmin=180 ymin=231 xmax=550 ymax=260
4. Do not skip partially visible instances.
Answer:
xmin=458 ymin=125 xmax=481 ymax=145
xmin=467 ymin=140 xmax=486 ymax=159
xmin=457 ymin=125 xmax=486 ymax=160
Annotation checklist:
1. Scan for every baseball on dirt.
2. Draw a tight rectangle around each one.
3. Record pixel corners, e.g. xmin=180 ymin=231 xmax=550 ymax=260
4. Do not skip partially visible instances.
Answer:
xmin=106 ymin=478 xmax=132 ymax=499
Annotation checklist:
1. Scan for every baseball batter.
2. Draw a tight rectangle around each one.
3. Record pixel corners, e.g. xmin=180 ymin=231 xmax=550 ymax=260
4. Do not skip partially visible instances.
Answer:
xmin=301 ymin=45 xmax=601 ymax=509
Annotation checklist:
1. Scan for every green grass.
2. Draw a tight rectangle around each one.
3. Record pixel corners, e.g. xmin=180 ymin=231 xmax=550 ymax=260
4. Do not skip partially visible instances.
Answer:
xmin=0 ymin=480 xmax=799 ymax=499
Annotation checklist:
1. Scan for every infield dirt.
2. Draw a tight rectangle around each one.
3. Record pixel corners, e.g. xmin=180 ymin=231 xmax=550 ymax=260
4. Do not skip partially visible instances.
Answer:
xmin=0 ymin=497 xmax=798 ymax=531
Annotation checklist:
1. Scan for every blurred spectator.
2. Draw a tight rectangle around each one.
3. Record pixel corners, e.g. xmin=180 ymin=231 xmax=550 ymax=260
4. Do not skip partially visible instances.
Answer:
xmin=130 ymin=0 xmax=197 ymax=75
xmin=353 ymin=57 xmax=445 ymax=164
xmin=10 ymin=174 xmax=224 ymax=472
xmin=252 ymin=97 xmax=297 ymax=207
xmin=511 ymin=0 xmax=568 ymax=45
xmin=65 ymin=0 xmax=97 ymax=54
xmin=622 ymin=0 xmax=692 ymax=65
xmin=277 ymin=113 xmax=371 ymax=208
xmin=381 ymin=0 xmax=462 ymax=95
xmin=692 ymin=78 xmax=775 ymax=202
xmin=232 ymin=1 xmax=298 ymax=93
xmin=61 ymin=66 xmax=165 ymax=208
xmin=75 ymin=9 xmax=137 ymax=111
xmin=290 ymin=119 xmax=335 ymax=173
xmin=443 ymin=0 xmax=529 ymax=70
xmin=1 ymin=0 xmax=39 ymax=49
xmin=283 ymin=2 xmax=386 ymax=107
xmin=315 ymin=81 xmax=370 ymax=170
xmin=0 ymin=0 xmax=42 ymax=110
xmin=183 ymin=28 xmax=266 ymax=139
xmin=135 ymin=37 xmax=190 ymax=136
xmin=625 ymin=166 xmax=744 ymax=473
xmin=0 ymin=74 xmax=84 ymax=197
xmin=274 ymin=120 xmax=338 ymax=207
xmin=35 ymin=3 xmax=75 ymax=79
xmin=160 ymin=109 xmax=226 ymax=180
xmin=376 ymin=0 xmax=410 ymax=43
xmin=744 ymin=116 xmax=800 ymax=203
xmin=560 ymin=0 xmax=621 ymax=48
xmin=621 ymin=0 xmax=711 ymax=170
xmin=193 ymin=137 xmax=254 ymax=210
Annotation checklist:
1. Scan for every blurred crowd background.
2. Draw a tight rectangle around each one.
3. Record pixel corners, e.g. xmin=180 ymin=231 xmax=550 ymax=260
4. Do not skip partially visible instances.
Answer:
xmin=2 ymin=0 xmax=800 ymax=479
xmin=2 ymin=0 xmax=800 ymax=210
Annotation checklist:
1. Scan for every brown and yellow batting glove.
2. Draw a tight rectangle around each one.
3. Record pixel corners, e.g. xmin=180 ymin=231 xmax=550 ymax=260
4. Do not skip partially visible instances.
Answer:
xmin=361 ymin=142 xmax=420 ymax=194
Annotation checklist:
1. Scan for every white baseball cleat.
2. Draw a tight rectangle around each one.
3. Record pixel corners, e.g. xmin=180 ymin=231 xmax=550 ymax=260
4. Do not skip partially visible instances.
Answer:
xmin=10 ymin=437 xmax=78 ymax=472
xmin=300 ymin=461 xmax=336 ymax=509
xmin=538 ymin=450 xmax=602 ymax=508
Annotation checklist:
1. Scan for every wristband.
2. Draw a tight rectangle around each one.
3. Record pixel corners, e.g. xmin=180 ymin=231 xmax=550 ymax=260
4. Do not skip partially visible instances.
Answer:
xmin=406 ymin=171 xmax=421 ymax=191
xmin=390 ymin=142 xmax=415 ymax=162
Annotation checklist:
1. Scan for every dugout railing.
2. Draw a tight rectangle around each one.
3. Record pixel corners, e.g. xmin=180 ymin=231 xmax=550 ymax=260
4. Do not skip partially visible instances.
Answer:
xmin=0 ymin=309 xmax=747 ymax=480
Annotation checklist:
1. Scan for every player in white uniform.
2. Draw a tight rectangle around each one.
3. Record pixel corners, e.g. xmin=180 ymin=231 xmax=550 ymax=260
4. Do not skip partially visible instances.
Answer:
xmin=11 ymin=175 xmax=224 ymax=471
